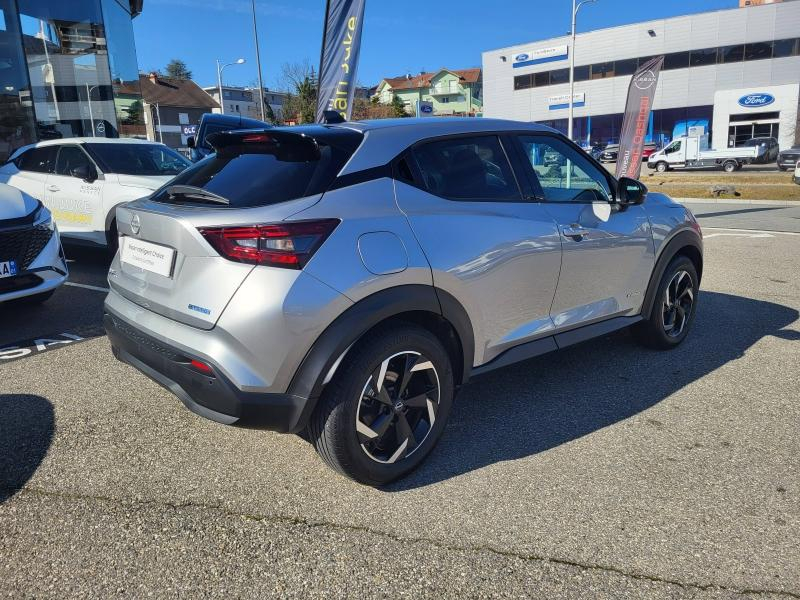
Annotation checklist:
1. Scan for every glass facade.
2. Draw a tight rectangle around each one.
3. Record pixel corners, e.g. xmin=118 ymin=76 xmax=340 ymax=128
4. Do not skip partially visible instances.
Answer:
xmin=0 ymin=0 xmax=141 ymax=161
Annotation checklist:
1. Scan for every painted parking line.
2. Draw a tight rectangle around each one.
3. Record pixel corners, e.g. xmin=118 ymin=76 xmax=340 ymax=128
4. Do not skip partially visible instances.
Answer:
xmin=64 ymin=282 xmax=110 ymax=293
xmin=0 ymin=332 xmax=88 ymax=363
xmin=703 ymin=227 xmax=800 ymax=236
xmin=703 ymin=232 xmax=775 ymax=239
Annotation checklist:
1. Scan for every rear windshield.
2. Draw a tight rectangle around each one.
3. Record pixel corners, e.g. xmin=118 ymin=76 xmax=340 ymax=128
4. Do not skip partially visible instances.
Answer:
xmin=86 ymin=143 xmax=191 ymax=176
xmin=152 ymin=129 xmax=362 ymax=208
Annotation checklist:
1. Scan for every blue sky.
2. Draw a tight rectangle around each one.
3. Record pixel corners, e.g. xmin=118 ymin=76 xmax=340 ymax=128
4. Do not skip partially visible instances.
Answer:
xmin=133 ymin=0 xmax=736 ymax=90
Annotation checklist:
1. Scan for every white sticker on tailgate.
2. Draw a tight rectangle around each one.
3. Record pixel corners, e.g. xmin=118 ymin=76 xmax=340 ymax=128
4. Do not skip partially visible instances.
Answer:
xmin=120 ymin=237 xmax=176 ymax=277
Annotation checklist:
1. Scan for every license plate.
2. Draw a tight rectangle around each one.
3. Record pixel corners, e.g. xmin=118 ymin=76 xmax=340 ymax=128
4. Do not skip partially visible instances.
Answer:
xmin=120 ymin=237 xmax=176 ymax=278
xmin=0 ymin=260 xmax=18 ymax=278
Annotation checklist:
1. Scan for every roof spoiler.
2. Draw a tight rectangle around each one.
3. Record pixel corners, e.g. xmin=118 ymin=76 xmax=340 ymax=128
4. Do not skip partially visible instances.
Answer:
xmin=206 ymin=129 xmax=321 ymax=161
xmin=322 ymin=111 xmax=346 ymax=124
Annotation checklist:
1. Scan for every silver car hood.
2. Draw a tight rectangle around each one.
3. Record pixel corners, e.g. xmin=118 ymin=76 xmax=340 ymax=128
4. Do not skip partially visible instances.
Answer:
xmin=0 ymin=183 xmax=39 ymax=220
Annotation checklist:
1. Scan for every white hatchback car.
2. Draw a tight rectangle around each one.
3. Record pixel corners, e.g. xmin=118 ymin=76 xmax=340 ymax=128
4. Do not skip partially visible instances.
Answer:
xmin=795 ymin=161 xmax=800 ymax=185
xmin=0 ymin=183 xmax=66 ymax=304
xmin=0 ymin=138 xmax=191 ymax=248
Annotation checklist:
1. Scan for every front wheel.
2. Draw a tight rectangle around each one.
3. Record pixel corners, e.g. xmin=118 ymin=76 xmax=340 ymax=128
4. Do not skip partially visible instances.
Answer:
xmin=633 ymin=256 xmax=699 ymax=350
xmin=723 ymin=161 xmax=737 ymax=173
xmin=308 ymin=324 xmax=454 ymax=486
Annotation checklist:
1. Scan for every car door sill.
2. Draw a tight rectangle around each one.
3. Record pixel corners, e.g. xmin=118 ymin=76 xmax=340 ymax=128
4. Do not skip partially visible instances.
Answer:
xmin=471 ymin=315 xmax=642 ymax=378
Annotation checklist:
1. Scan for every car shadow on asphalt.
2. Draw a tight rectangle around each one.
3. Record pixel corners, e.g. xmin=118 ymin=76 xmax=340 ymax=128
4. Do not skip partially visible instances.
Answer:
xmin=0 ymin=395 xmax=54 ymax=503
xmin=388 ymin=291 xmax=800 ymax=491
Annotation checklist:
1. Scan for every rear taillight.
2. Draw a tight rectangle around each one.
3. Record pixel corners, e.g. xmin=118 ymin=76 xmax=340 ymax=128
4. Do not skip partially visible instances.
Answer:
xmin=199 ymin=219 xmax=339 ymax=269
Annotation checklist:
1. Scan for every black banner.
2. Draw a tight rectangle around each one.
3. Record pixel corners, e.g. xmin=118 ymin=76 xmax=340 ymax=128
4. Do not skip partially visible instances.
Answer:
xmin=616 ymin=56 xmax=663 ymax=179
xmin=316 ymin=0 xmax=367 ymax=122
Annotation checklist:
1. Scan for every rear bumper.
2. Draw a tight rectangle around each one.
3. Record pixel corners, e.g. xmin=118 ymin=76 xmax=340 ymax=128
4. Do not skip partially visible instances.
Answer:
xmin=104 ymin=311 xmax=311 ymax=432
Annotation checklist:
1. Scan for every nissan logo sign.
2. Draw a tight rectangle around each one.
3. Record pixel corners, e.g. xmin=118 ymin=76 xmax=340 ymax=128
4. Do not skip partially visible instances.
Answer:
xmin=634 ymin=70 xmax=658 ymax=90
xmin=738 ymin=93 xmax=775 ymax=108
xmin=130 ymin=213 xmax=141 ymax=235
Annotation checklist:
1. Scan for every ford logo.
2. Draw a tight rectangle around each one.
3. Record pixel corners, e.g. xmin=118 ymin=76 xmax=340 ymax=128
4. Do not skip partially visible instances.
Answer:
xmin=515 ymin=53 xmax=529 ymax=62
xmin=738 ymin=93 xmax=775 ymax=108
xmin=420 ymin=105 xmax=433 ymax=113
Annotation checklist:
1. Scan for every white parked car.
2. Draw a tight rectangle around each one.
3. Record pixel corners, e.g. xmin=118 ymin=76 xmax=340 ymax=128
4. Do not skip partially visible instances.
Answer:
xmin=0 ymin=183 xmax=66 ymax=304
xmin=794 ymin=161 xmax=800 ymax=185
xmin=0 ymin=138 xmax=191 ymax=249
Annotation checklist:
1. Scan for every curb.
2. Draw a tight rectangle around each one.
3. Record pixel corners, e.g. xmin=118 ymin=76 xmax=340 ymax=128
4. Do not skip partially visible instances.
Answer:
xmin=672 ymin=197 xmax=800 ymax=207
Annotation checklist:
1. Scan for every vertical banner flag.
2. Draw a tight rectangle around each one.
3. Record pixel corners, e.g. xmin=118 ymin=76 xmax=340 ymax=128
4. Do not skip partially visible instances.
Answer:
xmin=615 ymin=56 xmax=664 ymax=179
xmin=316 ymin=0 xmax=367 ymax=122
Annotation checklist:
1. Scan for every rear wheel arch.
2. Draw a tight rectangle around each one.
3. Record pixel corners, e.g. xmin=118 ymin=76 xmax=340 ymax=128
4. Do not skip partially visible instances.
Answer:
xmin=287 ymin=285 xmax=473 ymax=433
xmin=642 ymin=230 xmax=703 ymax=319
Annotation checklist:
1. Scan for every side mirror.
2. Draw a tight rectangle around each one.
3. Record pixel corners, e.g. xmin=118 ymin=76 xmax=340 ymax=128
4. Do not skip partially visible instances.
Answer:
xmin=71 ymin=163 xmax=98 ymax=183
xmin=617 ymin=177 xmax=647 ymax=206
xmin=186 ymin=136 xmax=195 ymax=148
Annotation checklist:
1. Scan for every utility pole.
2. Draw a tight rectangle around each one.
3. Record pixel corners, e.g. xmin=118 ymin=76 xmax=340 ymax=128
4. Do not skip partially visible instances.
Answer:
xmin=568 ymin=0 xmax=596 ymax=142
xmin=251 ymin=0 xmax=267 ymax=121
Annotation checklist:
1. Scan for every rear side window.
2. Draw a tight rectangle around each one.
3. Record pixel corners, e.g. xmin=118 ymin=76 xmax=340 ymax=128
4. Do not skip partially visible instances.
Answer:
xmin=411 ymin=135 xmax=520 ymax=201
xmin=85 ymin=143 xmax=190 ymax=176
xmin=152 ymin=131 xmax=359 ymax=208
xmin=16 ymin=146 xmax=57 ymax=173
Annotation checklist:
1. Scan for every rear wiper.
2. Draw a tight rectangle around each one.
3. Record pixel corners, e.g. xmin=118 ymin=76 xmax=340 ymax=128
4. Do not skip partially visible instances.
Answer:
xmin=165 ymin=184 xmax=230 ymax=205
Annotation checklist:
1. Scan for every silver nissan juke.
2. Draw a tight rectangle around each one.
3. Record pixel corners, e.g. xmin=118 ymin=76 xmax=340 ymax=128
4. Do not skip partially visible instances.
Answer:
xmin=104 ymin=118 xmax=703 ymax=485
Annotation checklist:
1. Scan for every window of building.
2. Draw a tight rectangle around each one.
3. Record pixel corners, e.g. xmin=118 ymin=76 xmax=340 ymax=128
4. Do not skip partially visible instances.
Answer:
xmin=637 ymin=56 xmax=656 ymax=68
xmin=549 ymin=69 xmax=569 ymax=84
xmin=730 ymin=111 xmax=779 ymax=122
xmin=745 ymin=41 xmax=773 ymax=61
xmin=411 ymin=136 xmax=520 ymax=202
xmin=664 ymin=51 xmax=690 ymax=70
xmin=720 ymin=44 xmax=745 ymax=63
xmin=690 ymin=48 xmax=717 ymax=67
xmin=591 ymin=62 xmax=615 ymax=79
xmin=0 ymin=0 xmax=37 ymax=161
xmin=17 ymin=0 xmax=119 ymax=139
xmin=772 ymin=38 xmax=798 ymax=58
xmin=615 ymin=58 xmax=638 ymax=76
xmin=534 ymin=71 xmax=550 ymax=87
xmin=573 ymin=65 xmax=590 ymax=82
xmin=441 ymin=97 xmax=450 ymax=103
xmin=514 ymin=74 xmax=532 ymax=90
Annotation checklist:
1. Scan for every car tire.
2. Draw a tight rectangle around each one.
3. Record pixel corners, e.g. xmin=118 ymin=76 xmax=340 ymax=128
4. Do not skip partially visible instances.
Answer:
xmin=655 ymin=161 xmax=669 ymax=173
xmin=308 ymin=323 xmax=454 ymax=486
xmin=106 ymin=219 xmax=119 ymax=256
xmin=633 ymin=255 xmax=699 ymax=350
xmin=723 ymin=160 xmax=737 ymax=173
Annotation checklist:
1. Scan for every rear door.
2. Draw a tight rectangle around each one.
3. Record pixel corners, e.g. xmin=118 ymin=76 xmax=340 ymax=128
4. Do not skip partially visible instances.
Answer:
xmin=4 ymin=146 xmax=56 ymax=200
xmin=513 ymin=133 xmax=654 ymax=330
xmin=395 ymin=134 xmax=562 ymax=366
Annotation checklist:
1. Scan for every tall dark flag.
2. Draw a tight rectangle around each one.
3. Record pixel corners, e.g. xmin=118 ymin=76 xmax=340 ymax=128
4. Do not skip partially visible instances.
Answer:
xmin=316 ymin=0 xmax=367 ymax=122
xmin=616 ymin=56 xmax=664 ymax=179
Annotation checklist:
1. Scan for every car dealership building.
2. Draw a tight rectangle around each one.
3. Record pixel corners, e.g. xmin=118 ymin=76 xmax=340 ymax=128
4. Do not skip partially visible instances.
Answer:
xmin=0 ymin=0 xmax=145 ymax=162
xmin=482 ymin=1 xmax=800 ymax=151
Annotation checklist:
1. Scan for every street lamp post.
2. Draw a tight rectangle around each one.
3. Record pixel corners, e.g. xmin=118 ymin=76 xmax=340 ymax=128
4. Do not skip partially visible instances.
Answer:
xmin=216 ymin=57 xmax=246 ymax=115
xmin=568 ymin=0 xmax=596 ymax=143
xmin=251 ymin=0 xmax=267 ymax=121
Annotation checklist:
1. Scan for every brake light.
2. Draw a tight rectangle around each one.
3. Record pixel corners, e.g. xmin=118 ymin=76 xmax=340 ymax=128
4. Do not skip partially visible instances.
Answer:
xmin=199 ymin=219 xmax=339 ymax=269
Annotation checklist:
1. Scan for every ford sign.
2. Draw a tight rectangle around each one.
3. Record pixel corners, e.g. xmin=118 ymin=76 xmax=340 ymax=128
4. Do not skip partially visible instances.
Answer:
xmin=514 ymin=53 xmax=529 ymax=62
xmin=420 ymin=104 xmax=433 ymax=114
xmin=738 ymin=93 xmax=775 ymax=108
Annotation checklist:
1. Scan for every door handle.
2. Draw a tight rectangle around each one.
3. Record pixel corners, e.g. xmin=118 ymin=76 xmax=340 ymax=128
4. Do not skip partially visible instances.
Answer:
xmin=562 ymin=224 xmax=589 ymax=238
xmin=47 ymin=184 xmax=60 ymax=192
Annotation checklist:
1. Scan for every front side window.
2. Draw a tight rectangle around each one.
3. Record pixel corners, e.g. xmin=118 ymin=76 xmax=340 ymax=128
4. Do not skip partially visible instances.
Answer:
xmin=518 ymin=135 xmax=611 ymax=203
xmin=412 ymin=136 xmax=520 ymax=201
xmin=85 ymin=143 xmax=191 ymax=176
xmin=54 ymin=145 xmax=93 ymax=176
xmin=666 ymin=141 xmax=682 ymax=154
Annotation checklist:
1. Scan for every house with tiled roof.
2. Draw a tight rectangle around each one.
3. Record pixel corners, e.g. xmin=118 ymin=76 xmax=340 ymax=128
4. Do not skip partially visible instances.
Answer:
xmin=373 ymin=68 xmax=483 ymax=117
xmin=137 ymin=72 xmax=219 ymax=149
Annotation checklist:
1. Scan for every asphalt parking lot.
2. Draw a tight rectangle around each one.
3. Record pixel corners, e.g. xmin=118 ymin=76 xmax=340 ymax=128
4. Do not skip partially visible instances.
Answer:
xmin=1 ymin=202 xmax=799 ymax=599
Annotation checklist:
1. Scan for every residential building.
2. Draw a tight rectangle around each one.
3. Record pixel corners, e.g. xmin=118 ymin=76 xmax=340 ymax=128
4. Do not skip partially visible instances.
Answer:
xmin=373 ymin=68 xmax=483 ymax=116
xmin=482 ymin=1 xmax=800 ymax=150
xmin=138 ymin=73 xmax=219 ymax=149
xmin=0 ymin=0 xmax=145 ymax=161
xmin=202 ymin=85 xmax=288 ymax=121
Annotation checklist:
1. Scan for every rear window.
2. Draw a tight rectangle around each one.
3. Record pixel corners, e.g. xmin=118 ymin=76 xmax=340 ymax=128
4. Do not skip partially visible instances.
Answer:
xmin=86 ymin=143 xmax=191 ymax=176
xmin=152 ymin=129 xmax=362 ymax=208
